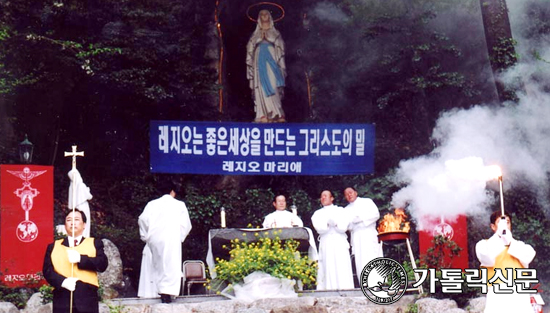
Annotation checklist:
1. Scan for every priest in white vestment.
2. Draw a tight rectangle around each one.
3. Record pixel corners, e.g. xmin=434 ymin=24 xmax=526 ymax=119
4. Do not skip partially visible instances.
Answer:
xmin=344 ymin=187 xmax=383 ymax=278
xmin=262 ymin=195 xmax=303 ymax=228
xmin=137 ymin=188 xmax=192 ymax=303
xmin=68 ymin=169 xmax=93 ymax=237
xmin=311 ymin=190 xmax=354 ymax=290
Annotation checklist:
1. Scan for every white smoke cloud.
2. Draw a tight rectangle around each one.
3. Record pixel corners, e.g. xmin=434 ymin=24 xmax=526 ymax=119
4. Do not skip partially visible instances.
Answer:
xmin=391 ymin=0 xmax=550 ymax=223
xmin=310 ymin=1 xmax=349 ymax=24
xmin=392 ymin=156 xmax=496 ymax=226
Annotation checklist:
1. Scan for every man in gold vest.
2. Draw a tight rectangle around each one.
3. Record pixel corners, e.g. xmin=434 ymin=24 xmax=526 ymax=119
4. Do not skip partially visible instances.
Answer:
xmin=43 ymin=209 xmax=108 ymax=313
xmin=475 ymin=210 xmax=536 ymax=313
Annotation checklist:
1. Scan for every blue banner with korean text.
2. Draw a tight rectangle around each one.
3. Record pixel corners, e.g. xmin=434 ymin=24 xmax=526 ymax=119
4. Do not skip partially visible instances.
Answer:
xmin=150 ymin=121 xmax=375 ymax=175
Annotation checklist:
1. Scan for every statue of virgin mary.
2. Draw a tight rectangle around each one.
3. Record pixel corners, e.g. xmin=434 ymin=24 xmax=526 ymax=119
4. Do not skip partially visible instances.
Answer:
xmin=246 ymin=9 xmax=286 ymax=123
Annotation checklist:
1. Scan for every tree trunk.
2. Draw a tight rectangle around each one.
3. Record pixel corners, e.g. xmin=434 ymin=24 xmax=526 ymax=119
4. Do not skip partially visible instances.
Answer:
xmin=479 ymin=0 xmax=520 ymax=102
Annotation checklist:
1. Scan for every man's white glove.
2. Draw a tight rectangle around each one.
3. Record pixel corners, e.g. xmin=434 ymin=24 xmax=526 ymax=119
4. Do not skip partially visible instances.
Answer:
xmin=67 ymin=250 xmax=81 ymax=264
xmin=497 ymin=217 xmax=508 ymax=235
xmin=61 ymin=277 xmax=79 ymax=291
xmin=500 ymin=230 xmax=513 ymax=245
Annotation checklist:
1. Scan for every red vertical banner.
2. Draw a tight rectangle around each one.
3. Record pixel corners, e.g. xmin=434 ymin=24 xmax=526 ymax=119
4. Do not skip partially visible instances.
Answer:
xmin=418 ymin=215 xmax=468 ymax=270
xmin=0 ymin=165 xmax=53 ymax=287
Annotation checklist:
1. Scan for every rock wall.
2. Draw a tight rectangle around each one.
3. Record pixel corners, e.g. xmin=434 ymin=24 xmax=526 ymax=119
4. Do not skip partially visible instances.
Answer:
xmin=10 ymin=294 xmax=491 ymax=313
xmin=98 ymin=238 xmax=124 ymax=299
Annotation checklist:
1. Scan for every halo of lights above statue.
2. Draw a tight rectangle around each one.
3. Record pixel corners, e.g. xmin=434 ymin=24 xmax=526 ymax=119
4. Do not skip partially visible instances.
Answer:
xmin=246 ymin=2 xmax=285 ymax=22
xmin=19 ymin=134 xmax=34 ymax=164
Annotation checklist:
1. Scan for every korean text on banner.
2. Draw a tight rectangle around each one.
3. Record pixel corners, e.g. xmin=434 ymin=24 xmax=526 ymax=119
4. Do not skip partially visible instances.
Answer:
xmin=150 ymin=121 xmax=375 ymax=175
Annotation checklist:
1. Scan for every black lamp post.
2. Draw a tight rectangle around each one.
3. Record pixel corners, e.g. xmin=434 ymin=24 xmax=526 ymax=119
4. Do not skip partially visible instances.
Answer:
xmin=19 ymin=134 xmax=34 ymax=164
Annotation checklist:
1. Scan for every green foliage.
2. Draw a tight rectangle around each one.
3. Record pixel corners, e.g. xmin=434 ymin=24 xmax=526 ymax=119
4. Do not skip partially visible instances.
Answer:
xmin=0 ymin=0 xmax=218 ymax=180
xmin=95 ymin=223 xmax=141 ymax=285
xmin=105 ymin=302 xmax=128 ymax=313
xmin=420 ymin=235 xmax=462 ymax=270
xmin=302 ymin=0 xmax=489 ymax=171
xmin=402 ymin=260 xmax=420 ymax=282
xmin=532 ymin=50 xmax=550 ymax=64
xmin=491 ymin=37 xmax=518 ymax=67
xmin=417 ymin=236 xmax=479 ymax=307
xmin=210 ymin=230 xmax=317 ymax=292
xmin=39 ymin=284 xmax=53 ymax=304
xmin=288 ymin=189 xmax=312 ymax=213
xmin=407 ymin=302 xmax=419 ymax=313
xmin=0 ymin=285 xmax=37 ymax=309
xmin=353 ymin=172 xmax=400 ymax=210
xmin=241 ymin=188 xmax=276 ymax=226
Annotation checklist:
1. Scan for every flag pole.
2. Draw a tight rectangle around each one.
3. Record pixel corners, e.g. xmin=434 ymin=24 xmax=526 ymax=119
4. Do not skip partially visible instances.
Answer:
xmin=64 ymin=146 xmax=84 ymax=313
xmin=498 ymin=175 xmax=507 ymax=235
xmin=498 ymin=175 xmax=505 ymax=216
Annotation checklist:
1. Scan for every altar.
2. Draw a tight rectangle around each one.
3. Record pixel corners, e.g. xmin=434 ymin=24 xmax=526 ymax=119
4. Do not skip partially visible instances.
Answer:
xmin=206 ymin=227 xmax=318 ymax=278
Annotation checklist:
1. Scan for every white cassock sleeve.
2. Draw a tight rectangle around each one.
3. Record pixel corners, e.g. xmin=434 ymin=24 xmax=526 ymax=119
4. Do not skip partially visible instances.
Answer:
xmin=180 ymin=203 xmax=192 ymax=242
xmin=311 ymin=209 xmax=330 ymax=235
xmin=350 ymin=198 xmax=380 ymax=228
xmin=262 ymin=211 xmax=303 ymax=228
xmin=333 ymin=208 xmax=350 ymax=233
xmin=292 ymin=214 xmax=304 ymax=227
xmin=262 ymin=213 xmax=275 ymax=228
xmin=138 ymin=204 xmax=151 ymax=243
xmin=475 ymin=234 xmax=506 ymax=266
xmin=312 ymin=206 xmax=349 ymax=234
xmin=507 ymin=239 xmax=536 ymax=268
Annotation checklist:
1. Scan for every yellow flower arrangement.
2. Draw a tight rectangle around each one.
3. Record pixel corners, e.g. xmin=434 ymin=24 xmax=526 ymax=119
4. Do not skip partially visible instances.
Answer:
xmin=210 ymin=229 xmax=317 ymax=292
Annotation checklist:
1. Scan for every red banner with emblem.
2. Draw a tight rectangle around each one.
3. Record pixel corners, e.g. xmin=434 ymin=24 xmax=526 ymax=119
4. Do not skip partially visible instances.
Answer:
xmin=0 ymin=165 xmax=53 ymax=287
xmin=418 ymin=214 xmax=468 ymax=269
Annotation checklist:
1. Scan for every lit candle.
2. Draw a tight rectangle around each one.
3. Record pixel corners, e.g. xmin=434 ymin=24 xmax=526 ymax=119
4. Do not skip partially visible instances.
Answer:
xmin=220 ymin=207 xmax=226 ymax=228
xmin=291 ymin=205 xmax=297 ymax=216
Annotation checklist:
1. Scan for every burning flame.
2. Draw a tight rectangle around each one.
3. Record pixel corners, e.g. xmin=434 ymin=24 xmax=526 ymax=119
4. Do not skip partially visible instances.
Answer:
xmin=378 ymin=208 xmax=411 ymax=233
xmin=484 ymin=165 xmax=502 ymax=181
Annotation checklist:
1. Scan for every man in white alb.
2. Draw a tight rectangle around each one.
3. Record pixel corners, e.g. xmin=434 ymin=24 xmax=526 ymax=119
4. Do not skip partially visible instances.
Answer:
xmin=344 ymin=187 xmax=382 ymax=279
xmin=311 ymin=190 xmax=354 ymax=290
xmin=262 ymin=194 xmax=303 ymax=228
xmin=138 ymin=186 xmax=192 ymax=303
